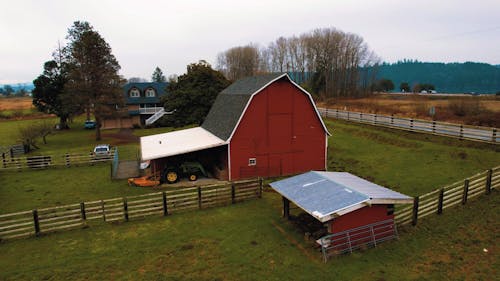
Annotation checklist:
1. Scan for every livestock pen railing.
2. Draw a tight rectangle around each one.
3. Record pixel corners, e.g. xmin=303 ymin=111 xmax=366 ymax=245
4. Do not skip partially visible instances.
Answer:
xmin=0 ymin=148 xmax=116 ymax=171
xmin=318 ymin=219 xmax=398 ymax=262
xmin=318 ymin=166 xmax=499 ymax=261
xmin=0 ymin=179 xmax=262 ymax=241
xmin=318 ymin=108 xmax=498 ymax=144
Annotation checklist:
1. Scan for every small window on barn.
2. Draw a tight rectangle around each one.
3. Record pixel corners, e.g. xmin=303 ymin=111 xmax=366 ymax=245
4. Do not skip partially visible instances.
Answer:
xmin=129 ymin=88 xmax=140 ymax=98
xmin=387 ymin=204 xmax=395 ymax=215
xmin=145 ymin=88 xmax=156 ymax=97
xmin=248 ymin=158 xmax=256 ymax=166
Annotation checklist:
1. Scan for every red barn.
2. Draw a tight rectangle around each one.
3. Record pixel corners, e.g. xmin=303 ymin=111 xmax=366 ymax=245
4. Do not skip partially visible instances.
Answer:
xmin=140 ymin=73 xmax=329 ymax=182
xmin=270 ymin=171 xmax=413 ymax=257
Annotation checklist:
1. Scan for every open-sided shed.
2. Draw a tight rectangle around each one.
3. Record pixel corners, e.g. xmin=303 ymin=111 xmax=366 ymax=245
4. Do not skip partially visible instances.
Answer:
xmin=270 ymin=171 xmax=412 ymax=256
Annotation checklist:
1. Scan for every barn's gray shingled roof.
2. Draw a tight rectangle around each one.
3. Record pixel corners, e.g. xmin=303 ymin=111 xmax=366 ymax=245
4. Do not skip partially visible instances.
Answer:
xmin=201 ymin=73 xmax=286 ymax=141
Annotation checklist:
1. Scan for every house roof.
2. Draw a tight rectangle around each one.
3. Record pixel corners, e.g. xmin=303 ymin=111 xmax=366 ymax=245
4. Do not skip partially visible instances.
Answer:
xmin=124 ymin=82 xmax=168 ymax=104
xmin=202 ymin=73 xmax=330 ymax=141
xmin=270 ymin=171 xmax=413 ymax=223
xmin=140 ymin=127 xmax=226 ymax=161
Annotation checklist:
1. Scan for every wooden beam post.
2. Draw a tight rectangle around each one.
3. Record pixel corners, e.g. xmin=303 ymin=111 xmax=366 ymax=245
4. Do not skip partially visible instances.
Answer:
xmin=283 ymin=197 xmax=290 ymax=219
xmin=162 ymin=191 xmax=168 ymax=216
xmin=33 ymin=209 xmax=40 ymax=236
xmin=198 ymin=187 xmax=202 ymax=209
xmin=258 ymin=178 xmax=263 ymax=198
xmin=231 ymin=183 xmax=236 ymax=204
xmin=412 ymin=196 xmax=419 ymax=226
xmin=410 ymin=119 xmax=414 ymax=130
xmin=437 ymin=188 xmax=444 ymax=214
xmin=432 ymin=121 xmax=436 ymax=133
xmin=486 ymin=169 xmax=492 ymax=195
xmin=462 ymin=179 xmax=469 ymax=205
xmin=80 ymin=202 xmax=86 ymax=220
xmin=123 ymin=198 xmax=129 ymax=221
xmin=459 ymin=125 xmax=464 ymax=139
xmin=2 ymin=152 xmax=6 ymax=168
xmin=65 ymin=153 xmax=70 ymax=167
xmin=391 ymin=114 xmax=394 ymax=125
xmin=492 ymin=129 xmax=496 ymax=143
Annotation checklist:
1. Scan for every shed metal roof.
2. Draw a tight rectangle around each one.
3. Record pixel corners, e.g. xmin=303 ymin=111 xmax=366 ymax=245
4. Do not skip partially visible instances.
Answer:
xmin=270 ymin=171 xmax=413 ymax=222
xmin=140 ymin=127 xmax=226 ymax=161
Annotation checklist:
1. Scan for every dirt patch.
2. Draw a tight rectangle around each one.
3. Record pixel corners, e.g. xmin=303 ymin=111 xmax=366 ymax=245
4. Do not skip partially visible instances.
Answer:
xmin=101 ymin=129 xmax=139 ymax=145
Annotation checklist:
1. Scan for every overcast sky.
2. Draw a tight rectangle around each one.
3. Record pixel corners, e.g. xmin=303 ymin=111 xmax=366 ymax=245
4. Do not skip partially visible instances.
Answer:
xmin=1 ymin=0 xmax=499 ymax=84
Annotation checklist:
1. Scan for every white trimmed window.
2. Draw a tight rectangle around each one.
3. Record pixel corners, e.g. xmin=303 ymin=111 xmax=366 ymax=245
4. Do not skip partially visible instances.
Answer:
xmin=145 ymin=88 xmax=156 ymax=97
xmin=129 ymin=88 xmax=140 ymax=98
xmin=248 ymin=158 xmax=256 ymax=166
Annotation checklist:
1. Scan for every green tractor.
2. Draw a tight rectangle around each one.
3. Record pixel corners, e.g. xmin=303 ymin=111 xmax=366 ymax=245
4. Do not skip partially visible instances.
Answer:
xmin=162 ymin=161 xmax=208 ymax=184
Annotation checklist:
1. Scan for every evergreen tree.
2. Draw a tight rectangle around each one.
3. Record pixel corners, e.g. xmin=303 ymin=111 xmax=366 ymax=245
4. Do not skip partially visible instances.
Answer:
xmin=160 ymin=61 xmax=230 ymax=127
xmin=64 ymin=21 xmax=125 ymax=140
xmin=151 ymin=67 xmax=166 ymax=82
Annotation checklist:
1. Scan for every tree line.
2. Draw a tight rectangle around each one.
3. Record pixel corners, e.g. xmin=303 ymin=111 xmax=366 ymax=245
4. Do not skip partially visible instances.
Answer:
xmin=216 ymin=27 xmax=380 ymax=98
xmin=375 ymin=61 xmax=500 ymax=94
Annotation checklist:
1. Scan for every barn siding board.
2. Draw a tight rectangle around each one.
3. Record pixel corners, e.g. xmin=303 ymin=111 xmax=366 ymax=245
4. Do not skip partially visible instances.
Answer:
xmin=229 ymin=80 xmax=326 ymax=180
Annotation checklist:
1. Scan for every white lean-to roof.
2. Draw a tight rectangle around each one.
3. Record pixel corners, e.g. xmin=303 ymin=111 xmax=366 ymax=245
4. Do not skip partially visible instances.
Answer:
xmin=270 ymin=171 xmax=413 ymax=223
xmin=140 ymin=127 xmax=226 ymax=161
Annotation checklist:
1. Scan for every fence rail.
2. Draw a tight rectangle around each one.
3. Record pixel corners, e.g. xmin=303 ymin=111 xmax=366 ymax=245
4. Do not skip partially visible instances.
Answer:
xmin=0 ymin=178 xmax=262 ymax=241
xmin=0 ymin=148 xmax=116 ymax=171
xmin=318 ymin=108 xmax=499 ymax=144
xmin=394 ymin=166 xmax=499 ymax=227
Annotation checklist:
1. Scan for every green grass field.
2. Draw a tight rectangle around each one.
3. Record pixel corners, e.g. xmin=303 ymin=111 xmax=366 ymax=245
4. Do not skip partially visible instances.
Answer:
xmin=0 ymin=190 xmax=497 ymax=281
xmin=0 ymin=118 xmax=498 ymax=280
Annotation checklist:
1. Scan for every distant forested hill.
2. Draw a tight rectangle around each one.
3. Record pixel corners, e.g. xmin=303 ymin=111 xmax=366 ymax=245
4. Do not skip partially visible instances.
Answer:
xmin=375 ymin=61 xmax=500 ymax=93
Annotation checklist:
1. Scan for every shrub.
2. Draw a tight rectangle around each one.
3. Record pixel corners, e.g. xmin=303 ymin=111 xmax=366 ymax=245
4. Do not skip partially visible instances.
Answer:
xmin=448 ymin=98 xmax=482 ymax=117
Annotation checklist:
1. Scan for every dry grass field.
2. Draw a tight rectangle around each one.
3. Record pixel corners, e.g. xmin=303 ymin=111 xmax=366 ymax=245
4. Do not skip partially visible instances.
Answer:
xmin=0 ymin=97 xmax=46 ymax=120
xmin=319 ymin=94 xmax=500 ymax=127
xmin=0 ymin=97 xmax=33 ymax=111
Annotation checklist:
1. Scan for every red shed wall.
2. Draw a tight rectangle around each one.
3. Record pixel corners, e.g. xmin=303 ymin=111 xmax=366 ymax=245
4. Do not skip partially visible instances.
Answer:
xmin=329 ymin=205 xmax=394 ymax=233
xmin=229 ymin=79 xmax=326 ymax=180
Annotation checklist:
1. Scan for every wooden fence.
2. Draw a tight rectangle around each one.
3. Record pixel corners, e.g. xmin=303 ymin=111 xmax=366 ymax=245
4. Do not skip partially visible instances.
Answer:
xmin=0 ymin=148 xmax=116 ymax=171
xmin=394 ymin=166 xmax=499 ymax=226
xmin=0 ymin=179 xmax=262 ymax=241
xmin=318 ymin=108 xmax=498 ymax=144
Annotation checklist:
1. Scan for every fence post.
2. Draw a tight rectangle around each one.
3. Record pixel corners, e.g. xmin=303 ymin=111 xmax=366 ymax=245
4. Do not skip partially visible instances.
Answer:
xmin=492 ymin=129 xmax=496 ymax=143
xmin=162 ymin=192 xmax=168 ymax=216
xmin=462 ymin=179 xmax=469 ymax=205
xmin=412 ymin=196 xmax=419 ymax=226
xmin=258 ymin=178 xmax=263 ymax=198
xmin=198 ymin=187 xmax=202 ymax=209
xmin=283 ymin=197 xmax=290 ymax=219
xmin=325 ymin=108 xmax=329 ymax=118
xmin=437 ymin=188 xmax=444 ymax=214
xmin=65 ymin=153 xmax=70 ymax=167
xmin=335 ymin=109 xmax=339 ymax=118
xmin=486 ymin=169 xmax=492 ymax=195
xmin=360 ymin=112 xmax=363 ymax=121
xmin=432 ymin=121 xmax=436 ymax=133
xmin=101 ymin=200 xmax=106 ymax=221
xmin=2 ymin=152 xmax=5 ymax=168
xmin=231 ymin=183 xmax=236 ymax=204
xmin=33 ymin=209 xmax=40 ymax=236
xmin=80 ymin=202 xmax=86 ymax=220
xmin=374 ymin=114 xmax=377 ymax=124
xmin=410 ymin=119 xmax=414 ymax=130
xmin=391 ymin=114 xmax=394 ymax=125
xmin=459 ymin=125 xmax=463 ymax=139
xmin=123 ymin=198 xmax=129 ymax=221
xmin=347 ymin=111 xmax=350 ymax=121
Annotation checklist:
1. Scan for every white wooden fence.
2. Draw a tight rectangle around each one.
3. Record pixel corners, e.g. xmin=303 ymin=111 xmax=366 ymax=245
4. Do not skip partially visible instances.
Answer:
xmin=318 ymin=108 xmax=498 ymax=144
